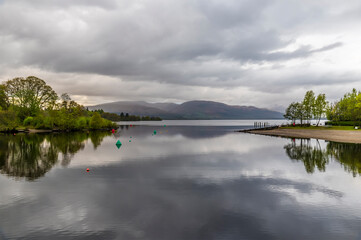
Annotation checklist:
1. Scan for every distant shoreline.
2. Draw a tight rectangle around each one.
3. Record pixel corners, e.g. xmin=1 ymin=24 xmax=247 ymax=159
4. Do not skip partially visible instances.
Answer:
xmin=246 ymin=128 xmax=361 ymax=144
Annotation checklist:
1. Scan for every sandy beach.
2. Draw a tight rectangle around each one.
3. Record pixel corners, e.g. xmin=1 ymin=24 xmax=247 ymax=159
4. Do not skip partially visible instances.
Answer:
xmin=247 ymin=128 xmax=361 ymax=144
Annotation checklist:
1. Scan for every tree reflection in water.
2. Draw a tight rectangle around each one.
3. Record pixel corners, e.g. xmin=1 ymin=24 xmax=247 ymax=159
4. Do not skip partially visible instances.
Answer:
xmin=0 ymin=131 xmax=111 ymax=180
xmin=284 ymin=138 xmax=361 ymax=177
xmin=327 ymin=142 xmax=361 ymax=177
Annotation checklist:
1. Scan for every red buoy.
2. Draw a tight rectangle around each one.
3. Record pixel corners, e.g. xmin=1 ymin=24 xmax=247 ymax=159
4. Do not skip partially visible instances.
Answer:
xmin=111 ymin=129 xmax=115 ymax=133
xmin=86 ymin=168 xmax=89 ymax=172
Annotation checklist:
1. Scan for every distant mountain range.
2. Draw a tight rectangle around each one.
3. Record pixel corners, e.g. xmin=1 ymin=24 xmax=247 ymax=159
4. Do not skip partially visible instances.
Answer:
xmin=87 ymin=100 xmax=283 ymax=119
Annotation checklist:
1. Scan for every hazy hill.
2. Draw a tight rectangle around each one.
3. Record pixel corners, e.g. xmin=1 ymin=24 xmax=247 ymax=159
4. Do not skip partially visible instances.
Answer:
xmin=168 ymin=101 xmax=283 ymax=119
xmin=87 ymin=100 xmax=283 ymax=119
xmin=88 ymin=101 xmax=182 ymax=119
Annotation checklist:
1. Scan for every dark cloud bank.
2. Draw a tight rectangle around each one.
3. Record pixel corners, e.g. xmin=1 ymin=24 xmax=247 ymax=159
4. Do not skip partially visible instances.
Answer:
xmin=0 ymin=0 xmax=359 ymax=109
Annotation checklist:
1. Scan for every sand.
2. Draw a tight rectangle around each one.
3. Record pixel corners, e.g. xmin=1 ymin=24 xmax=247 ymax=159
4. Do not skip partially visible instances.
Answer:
xmin=247 ymin=128 xmax=361 ymax=144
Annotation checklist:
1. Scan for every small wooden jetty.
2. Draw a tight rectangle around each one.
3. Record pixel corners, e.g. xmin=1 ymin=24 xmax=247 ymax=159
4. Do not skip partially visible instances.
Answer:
xmin=237 ymin=122 xmax=279 ymax=133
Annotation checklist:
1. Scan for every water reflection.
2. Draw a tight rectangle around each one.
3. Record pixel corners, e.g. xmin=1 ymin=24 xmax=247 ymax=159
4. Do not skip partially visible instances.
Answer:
xmin=284 ymin=138 xmax=361 ymax=177
xmin=1 ymin=126 xmax=361 ymax=239
xmin=118 ymin=125 xmax=240 ymax=139
xmin=0 ymin=126 xmax=243 ymax=181
xmin=0 ymin=131 xmax=110 ymax=180
xmin=327 ymin=141 xmax=361 ymax=177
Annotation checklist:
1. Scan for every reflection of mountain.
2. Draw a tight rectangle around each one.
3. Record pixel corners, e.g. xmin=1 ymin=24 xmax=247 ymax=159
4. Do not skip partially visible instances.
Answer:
xmin=118 ymin=125 xmax=239 ymax=139
xmin=0 ymin=132 xmax=110 ymax=180
xmin=284 ymin=139 xmax=361 ymax=177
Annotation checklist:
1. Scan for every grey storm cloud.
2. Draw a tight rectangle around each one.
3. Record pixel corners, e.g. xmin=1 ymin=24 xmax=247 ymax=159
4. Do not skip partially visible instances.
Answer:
xmin=0 ymin=0 xmax=360 ymax=108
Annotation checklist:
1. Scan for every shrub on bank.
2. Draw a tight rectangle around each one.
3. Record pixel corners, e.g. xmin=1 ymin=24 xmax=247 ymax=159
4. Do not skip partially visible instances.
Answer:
xmin=102 ymin=118 xmax=116 ymax=128
xmin=23 ymin=116 xmax=34 ymax=126
xmin=76 ymin=117 xmax=88 ymax=129
xmin=19 ymin=112 xmax=117 ymax=131
xmin=90 ymin=112 xmax=102 ymax=129
xmin=286 ymin=123 xmax=311 ymax=127
xmin=0 ymin=110 xmax=18 ymax=131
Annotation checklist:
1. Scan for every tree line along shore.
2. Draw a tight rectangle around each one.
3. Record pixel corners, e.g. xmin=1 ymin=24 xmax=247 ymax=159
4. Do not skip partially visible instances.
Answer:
xmin=249 ymin=89 xmax=361 ymax=143
xmin=92 ymin=109 xmax=162 ymax=122
xmin=0 ymin=76 xmax=134 ymax=132
xmin=284 ymin=89 xmax=361 ymax=127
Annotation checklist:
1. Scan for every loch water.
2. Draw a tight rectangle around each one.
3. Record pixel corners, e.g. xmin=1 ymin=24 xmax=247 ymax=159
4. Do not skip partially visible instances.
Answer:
xmin=0 ymin=121 xmax=360 ymax=240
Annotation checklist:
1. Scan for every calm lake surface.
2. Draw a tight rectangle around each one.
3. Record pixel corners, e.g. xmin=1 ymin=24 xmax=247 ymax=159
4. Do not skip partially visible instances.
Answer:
xmin=0 ymin=120 xmax=360 ymax=240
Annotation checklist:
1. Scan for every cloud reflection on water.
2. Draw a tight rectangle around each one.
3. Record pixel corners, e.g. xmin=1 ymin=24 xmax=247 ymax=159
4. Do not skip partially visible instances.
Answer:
xmin=0 ymin=126 xmax=361 ymax=239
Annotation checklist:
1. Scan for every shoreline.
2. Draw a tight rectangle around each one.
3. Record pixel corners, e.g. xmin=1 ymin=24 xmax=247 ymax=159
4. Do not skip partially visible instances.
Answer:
xmin=246 ymin=128 xmax=361 ymax=144
xmin=0 ymin=127 xmax=117 ymax=134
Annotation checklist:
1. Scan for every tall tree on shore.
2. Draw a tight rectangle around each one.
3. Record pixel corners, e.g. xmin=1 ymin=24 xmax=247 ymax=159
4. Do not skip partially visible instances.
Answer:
xmin=313 ymin=94 xmax=328 ymax=126
xmin=0 ymin=85 xmax=9 ymax=111
xmin=284 ymin=101 xmax=307 ymax=124
xmin=347 ymin=89 xmax=358 ymax=122
xmin=295 ymin=102 xmax=306 ymax=124
xmin=285 ymin=90 xmax=329 ymax=125
xmin=355 ymin=93 xmax=361 ymax=125
xmin=4 ymin=76 xmax=58 ymax=119
xmin=284 ymin=102 xmax=298 ymax=124
xmin=302 ymin=90 xmax=315 ymax=124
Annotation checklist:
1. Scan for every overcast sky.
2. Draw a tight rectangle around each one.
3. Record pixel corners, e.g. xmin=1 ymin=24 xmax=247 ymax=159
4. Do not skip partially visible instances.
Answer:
xmin=1 ymin=0 xmax=361 ymax=111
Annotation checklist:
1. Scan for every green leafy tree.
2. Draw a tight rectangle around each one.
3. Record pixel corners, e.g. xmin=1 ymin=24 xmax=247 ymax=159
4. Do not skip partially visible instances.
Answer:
xmin=0 ymin=76 xmax=116 ymax=131
xmin=90 ymin=112 xmax=102 ymax=129
xmin=302 ymin=90 xmax=315 ymax=123
xmin=327 ymin=89 xmax=360 ymax=124
xmin=56 ymin=93 xmax=87 ymax=130
xmin=5 ymin=76 xmax=58 ymax=119
xmin=313 ymin=94 xmax=328 ymax=126
xmin=0 ymin=109 xmax=18 ymax=131
xmin=76 ymin=117 xmax=88 ymax=129
xmin=284 ymin=102 xmax=298 ymax=124
xmin=0 ymin=85 xmax=9 ymax=110
xmin=295 ymin=102 xmax=306 ymax=125
xmin=326 ymin=102 xmax=336 ymax=121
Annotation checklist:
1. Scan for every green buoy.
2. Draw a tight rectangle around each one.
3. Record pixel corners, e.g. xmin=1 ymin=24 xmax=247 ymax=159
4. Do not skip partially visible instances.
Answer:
xmin=116 ymin=140 xmax=122 ymax=149
xmin=153 ymin=130 xmax=157 ymax=135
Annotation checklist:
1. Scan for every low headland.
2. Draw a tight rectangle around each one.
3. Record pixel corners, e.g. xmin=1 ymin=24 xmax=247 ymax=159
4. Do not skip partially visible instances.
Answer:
xmin=242 ymin=89 xmax=361 ymax=144
xmin=244 ymin=126 xmax=361 ymax=144
xmin=0 ymin=76 xmax=163 ymax=134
